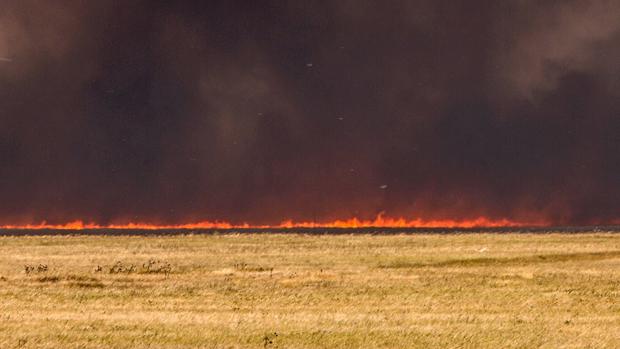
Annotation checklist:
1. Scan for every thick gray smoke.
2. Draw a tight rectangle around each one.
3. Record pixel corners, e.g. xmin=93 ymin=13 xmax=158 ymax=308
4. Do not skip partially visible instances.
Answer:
xmin=1 ymin=1 xmax=619 ymax=225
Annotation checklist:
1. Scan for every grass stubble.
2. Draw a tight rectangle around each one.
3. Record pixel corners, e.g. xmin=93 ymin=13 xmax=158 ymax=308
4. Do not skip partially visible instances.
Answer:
xmin=0 ymin=232 xmax=618 ymax=348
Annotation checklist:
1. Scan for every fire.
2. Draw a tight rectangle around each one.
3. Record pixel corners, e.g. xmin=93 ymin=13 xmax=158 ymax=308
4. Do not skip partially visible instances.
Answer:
xmin=0 ymin=214 xmax=543 ymax=230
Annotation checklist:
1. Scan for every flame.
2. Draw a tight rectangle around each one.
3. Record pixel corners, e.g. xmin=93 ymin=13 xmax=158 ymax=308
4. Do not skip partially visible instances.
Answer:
xmin=0 ymin=214 xmax=544 ymax=230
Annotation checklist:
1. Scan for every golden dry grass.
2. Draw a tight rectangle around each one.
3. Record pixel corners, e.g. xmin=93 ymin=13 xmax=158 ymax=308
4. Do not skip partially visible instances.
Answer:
xmin=0 ymin=232 xmax=618 ymax=348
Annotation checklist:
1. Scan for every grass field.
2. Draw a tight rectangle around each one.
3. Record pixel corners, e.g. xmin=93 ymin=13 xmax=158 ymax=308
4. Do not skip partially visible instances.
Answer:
xmin=0 ymin=232 xmax=618 ymax=348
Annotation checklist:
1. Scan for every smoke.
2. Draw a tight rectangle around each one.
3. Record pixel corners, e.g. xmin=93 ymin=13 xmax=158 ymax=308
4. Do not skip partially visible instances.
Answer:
xmin=1 ymin=1 xmax=619 ymax=225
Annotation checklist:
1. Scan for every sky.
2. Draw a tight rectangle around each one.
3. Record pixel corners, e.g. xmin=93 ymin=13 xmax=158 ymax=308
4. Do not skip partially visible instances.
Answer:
xmin=1 ymin=1 xmax=619 ymax=226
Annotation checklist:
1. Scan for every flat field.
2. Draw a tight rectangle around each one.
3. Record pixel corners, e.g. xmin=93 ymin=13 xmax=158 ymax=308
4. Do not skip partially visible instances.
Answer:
xmin=0 ymin=232 xmax=618 ymax=348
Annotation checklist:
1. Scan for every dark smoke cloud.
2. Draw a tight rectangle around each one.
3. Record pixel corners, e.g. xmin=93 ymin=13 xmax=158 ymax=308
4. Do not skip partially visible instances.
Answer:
xmin=1 ymin=0 xmax=619 ymax=225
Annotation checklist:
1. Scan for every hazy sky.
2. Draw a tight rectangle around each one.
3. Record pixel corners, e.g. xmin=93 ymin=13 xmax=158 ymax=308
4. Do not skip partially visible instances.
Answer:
xmin=1 ymin=1 xmax=619 ymax=225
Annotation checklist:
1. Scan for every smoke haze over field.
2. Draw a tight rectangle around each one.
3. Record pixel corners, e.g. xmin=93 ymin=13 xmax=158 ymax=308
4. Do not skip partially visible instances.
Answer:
xmin=1 ymin=1 xmax=620 ymax=225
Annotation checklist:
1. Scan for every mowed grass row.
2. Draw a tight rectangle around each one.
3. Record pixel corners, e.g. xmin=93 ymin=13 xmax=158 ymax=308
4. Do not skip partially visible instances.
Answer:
xmin=0 ymin=232 xmax=618 ymax=348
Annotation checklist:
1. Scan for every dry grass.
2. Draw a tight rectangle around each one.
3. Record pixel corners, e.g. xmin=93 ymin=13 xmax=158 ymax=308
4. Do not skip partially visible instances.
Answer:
xmin=0 ymin=232 xmax=618 ymax=348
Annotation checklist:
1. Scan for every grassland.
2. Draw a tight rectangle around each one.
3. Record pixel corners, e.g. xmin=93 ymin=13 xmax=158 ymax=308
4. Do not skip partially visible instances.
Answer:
xmin=0 ymin=232 xmax=618 ymax=348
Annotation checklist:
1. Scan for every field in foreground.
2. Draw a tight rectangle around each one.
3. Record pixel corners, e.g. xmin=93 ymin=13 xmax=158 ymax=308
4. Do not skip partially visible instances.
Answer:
xmin=0 ymin=232 xmax=618 ymax=348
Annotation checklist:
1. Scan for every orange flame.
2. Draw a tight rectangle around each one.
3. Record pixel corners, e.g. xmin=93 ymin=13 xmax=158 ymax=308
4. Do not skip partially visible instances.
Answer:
xmin=0 ymin=214 xmax=544 ymax=230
